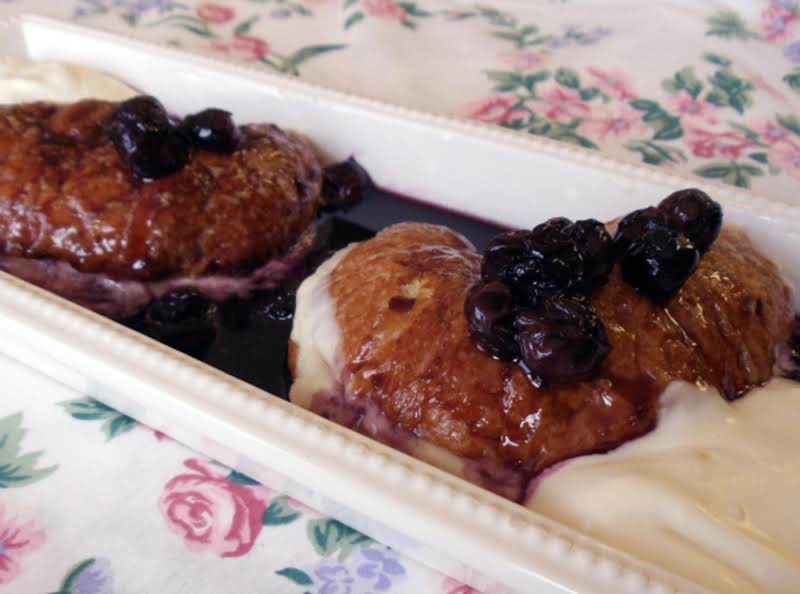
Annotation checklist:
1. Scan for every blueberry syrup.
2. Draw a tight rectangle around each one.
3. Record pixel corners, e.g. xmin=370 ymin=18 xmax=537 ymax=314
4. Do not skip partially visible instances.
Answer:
xmin=120 ymin=186 xmax=504 ymax=398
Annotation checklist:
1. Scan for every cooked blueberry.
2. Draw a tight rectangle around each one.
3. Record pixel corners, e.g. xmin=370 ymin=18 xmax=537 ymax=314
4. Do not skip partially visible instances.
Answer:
xmin=658 ymin=188 xmax=722 ymax=254
xmin=146 ymin=290 xmax=213 ymax=324
xmin=179 ymin=108 xmax=240 ymax=154
xmin=621 ymin=227 xmax=700 ymax=302
xmin=525 ymin=219 xmax=585 ymax=294
xmin=465 ymin=281 xmax=518 ymax=359
xmin=109 ymin=95 xmax=189 ymax=181
xmin=322 ymin=157 xmax=372 ymax=210
xmin=565 ymin=219 xmax=614 ymax=286
xmin=481 ymin=230 xmax=530 ymax=282
xmin=252 ymin=289 xmax=296 ymax=321
xmin=529 ymin=217 xmax=572 ymax=240
xmin=138 ymin=290 xmax=216 ymax=358
xmin=505 ymin=256 xmax=547 ymax=305
xmin=613 ymin=207 xmax=668 ymax=255
xmin=515 ymin=295 xmax=610 ymax=385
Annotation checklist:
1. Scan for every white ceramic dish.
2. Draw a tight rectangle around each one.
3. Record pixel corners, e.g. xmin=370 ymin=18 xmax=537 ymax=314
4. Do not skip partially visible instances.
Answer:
xmin=1 ymin=14 xmax=799 ymax=594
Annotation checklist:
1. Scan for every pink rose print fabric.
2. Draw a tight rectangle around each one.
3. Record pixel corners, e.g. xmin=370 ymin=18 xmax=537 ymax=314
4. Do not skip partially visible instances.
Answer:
xmin=363 ymin=0 xmax=406 ymax=22
xmin=442 ymin=577 xmax=482 ymax=594
xmin=466 ymin=95 xmax=526 ymax=124
xmin=159 ymin=459 xmax=271 ymax=557
xmin=0 ymin=508 xmax=45 ymax=585
xmin=212 ymin=35 xmax=270 ymax=62
xmin=195 ymin=3 xmax=234 ymax=24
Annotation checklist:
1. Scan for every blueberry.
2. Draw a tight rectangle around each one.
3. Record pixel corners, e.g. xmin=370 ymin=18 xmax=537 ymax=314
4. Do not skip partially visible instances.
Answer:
xmin=146 ymin=290 xmax=213 ymax=324
xmin=515 ymin=295 xmax=610 ymax=385
xmin=529 ymin=217 xmax=572 ymax=238
xmin=613 ymin=207 xmax=668 ymax=255
xmin=565 ymin=219 xmax=614 ymax=287
xmin=109 ymin=95 xmax=189 ymax=181
xmin=179 ymin=108 xmax=240 ymax=154
xmin=481 ymin=230 xmax=530 ymax=282
xmin=504 ymin=255 xmax=547 ymax=306
xmin=464 ymin=281 xmax=518 ymax=360
xmin=140 ymin=290 xmax=216 ymax=358
xmin=321 ymin=157 xmax=372 ymax=210
xmin=525 ymin=218 xmax=585 ymax=294
xmin=252 ymin=289 xmax=296 ymax=321
xmin=621 ymin=227 xmax=700 ymax=302
xmin=658 ymin=188 xmax=722 ymax=254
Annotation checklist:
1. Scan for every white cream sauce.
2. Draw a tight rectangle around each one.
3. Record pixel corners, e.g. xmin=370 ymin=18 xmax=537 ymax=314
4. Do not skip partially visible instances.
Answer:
xmin=527 ymin=380 xmax=800 ymax=594
xmin=0 ymin=58 xmax=136 ymax=104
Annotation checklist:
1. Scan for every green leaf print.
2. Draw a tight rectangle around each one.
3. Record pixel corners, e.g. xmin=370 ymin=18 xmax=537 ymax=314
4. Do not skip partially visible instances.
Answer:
xmin=703 ymin=52 xmax=732 ymax=67
xmin=307 ymin=518 xmax=374 ymax=561
xmin=485 ymin=70 xmax=525 ymax=92
xmin=138 ymin=14 xmax=216 ymax=38
xmin=705 ymin=68 xmax=753 ymax=114
xmin=262 ymin=495 xmax=302 ymax=526
xmin=0 ymin=413 xmax=57 ymax=488
xmin=625 ymin=140 xmax=686 ymax=166
xmin=273 ymin=44 xmax=348 ymax=75
xmin=227 ymin=469 xmax=261 ymax=486
xmin=778 ymin=114 xmax=800 ymax=137
xmin=705 ymin=10 xmax=761 ymax=40
xmin=60 ymin=397 xmax=138 ymax=441
xmin=728 ymin=122 xmax=768 ymax=147
xmin=276 ymin=567 xmax=314 ymax=586
xmin=663 ymin=66 xmax=703 ymax=99
xmin=694 ymin=161 xmax=763 ymax=188
xmin=579 ymin=87 xmax=601 ymax=101
xmin=398 ymin=2 xmax=432 ymax=17
xmin=234 ymin=16 xmax=260 ymax=36
xmin=748 ymin=152 xmax=769 ymax=164
xmin=784 ymin=70 xmax=800 ymax=95
xmin=629 ymin=99 xmax=683 ymax=141
xmin=54 ymin=559 xmax=95 ymax=594
xmin=344 ymin=11 xmax=364 ymax=29
xmin=50 ymin=557 xmax=113 ymax=594
xmin=72 ymin=0 xmax=109 ymax=18
xmin=554 ymin=67 xmax=581 ymax=89
xmin=292 ymin=3 xmax=312 ymax=16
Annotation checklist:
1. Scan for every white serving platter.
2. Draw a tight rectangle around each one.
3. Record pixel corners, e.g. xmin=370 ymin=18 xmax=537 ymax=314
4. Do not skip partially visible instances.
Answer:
xmin=1 ymin=14 xmax=799 ymax=594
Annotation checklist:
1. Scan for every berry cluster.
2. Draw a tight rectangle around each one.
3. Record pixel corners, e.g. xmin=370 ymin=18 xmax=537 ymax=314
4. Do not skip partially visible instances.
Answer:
xmin=465 ymin=188 xmax=723 ymax=386
xmin=109 ymin=96 xmax=241 ymax=181
xmin=466 ymin=217 xmax=613 ymax=385
xmin=616 ymin=188 xmax=722 ymax=302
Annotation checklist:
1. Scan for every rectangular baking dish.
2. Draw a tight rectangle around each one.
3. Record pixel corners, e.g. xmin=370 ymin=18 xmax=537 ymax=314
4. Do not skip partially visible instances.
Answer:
xmin=1 ymin=14 xmax=799 ymax=594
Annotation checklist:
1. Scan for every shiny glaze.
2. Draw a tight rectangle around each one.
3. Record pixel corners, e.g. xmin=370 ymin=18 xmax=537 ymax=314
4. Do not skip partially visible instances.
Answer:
xmin=0 ymin=100 xmax=321 ymax=280
xmin=324 ymin=223 xmax=793 ymax=501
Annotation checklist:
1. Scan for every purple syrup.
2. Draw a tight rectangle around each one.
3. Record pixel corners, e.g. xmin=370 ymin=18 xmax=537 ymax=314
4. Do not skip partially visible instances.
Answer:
xmin=121 ymin=187 xmax=504 ymax=398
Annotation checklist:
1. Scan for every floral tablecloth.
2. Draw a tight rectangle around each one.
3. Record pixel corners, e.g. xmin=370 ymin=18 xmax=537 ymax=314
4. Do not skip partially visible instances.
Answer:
xmin=0 ymin=1 xmax=798 ymax=593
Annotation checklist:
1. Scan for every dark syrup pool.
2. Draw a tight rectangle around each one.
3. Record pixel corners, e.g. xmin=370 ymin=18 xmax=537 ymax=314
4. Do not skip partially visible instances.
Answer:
xmin=121 ymin=187 xmax=503 ymax=398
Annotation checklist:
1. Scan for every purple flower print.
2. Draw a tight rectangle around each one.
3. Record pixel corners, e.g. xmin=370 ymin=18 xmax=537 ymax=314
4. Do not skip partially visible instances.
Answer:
xmin=316 ymin=564 xmax=355 ymax=594
xmin=270 ymin=8 xmax=292 ymax=19
xmin=785 ymin=40 xmax=800 ymax=62
xmin=72 ymin=558 xmax=114 ymax=594
xmin=546 ymin=25 xmax=611 ymax=48
xmin=72 ymin=0 xmax=177 ymax=18
xmin=577 ymin=26 xmax=611 ymax=45
xmin=356 ymin=548 xmax=405 ymax=592
xmin=112 ymin=0 xmax=175 ymax=13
